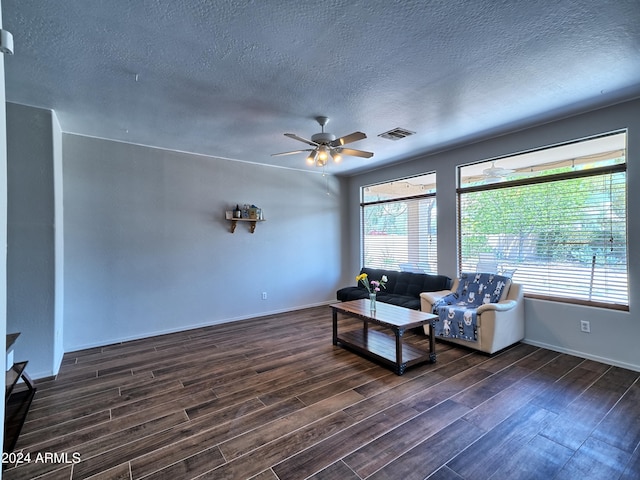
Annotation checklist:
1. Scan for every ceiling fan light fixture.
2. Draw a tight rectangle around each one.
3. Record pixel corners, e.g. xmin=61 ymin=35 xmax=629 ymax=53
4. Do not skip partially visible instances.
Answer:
xmin=318 ymin=146 xmax=328 ymax=161
xmin=306 ymin=151 xmax=317 ymax=165
xmin=331 ymin=149 xmax=342 ymax=163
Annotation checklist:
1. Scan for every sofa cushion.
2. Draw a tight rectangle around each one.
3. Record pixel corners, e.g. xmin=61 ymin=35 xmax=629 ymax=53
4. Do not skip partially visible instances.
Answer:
xmin=392 ymin=271 xmax=453 ymax=297
xmin=376 ymin=293 xmax=421 ymax=310
xmin=360 ymin=268 xmax=400 ymax=291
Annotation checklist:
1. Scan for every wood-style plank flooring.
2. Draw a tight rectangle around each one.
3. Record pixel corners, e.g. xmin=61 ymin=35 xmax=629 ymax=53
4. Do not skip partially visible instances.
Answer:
xmin=4 ymin=306 xmax=640 ymax=480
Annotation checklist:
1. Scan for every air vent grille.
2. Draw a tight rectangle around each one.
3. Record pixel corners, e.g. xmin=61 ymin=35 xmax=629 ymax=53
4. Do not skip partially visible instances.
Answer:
xmin=378 ymin=127 xmax=416 ymax=141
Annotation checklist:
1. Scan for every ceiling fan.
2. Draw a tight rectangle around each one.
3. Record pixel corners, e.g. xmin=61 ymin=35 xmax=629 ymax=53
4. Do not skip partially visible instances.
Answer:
xmin=271 ymin=116 xmax=373 ymax=167
xmin=482 ymin=161 xmax=515 ymax=183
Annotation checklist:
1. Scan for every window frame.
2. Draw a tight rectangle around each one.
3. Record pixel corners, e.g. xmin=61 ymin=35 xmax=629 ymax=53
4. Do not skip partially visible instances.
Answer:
xmin=456 ymin=131 xmax=628 ymax=311
xmin=360 ymin=173 xmax=437 ymax=274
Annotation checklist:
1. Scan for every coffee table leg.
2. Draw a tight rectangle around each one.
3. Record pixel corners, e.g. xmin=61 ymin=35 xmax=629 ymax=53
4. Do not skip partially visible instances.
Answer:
xmin=332 ymin=309 xmax=338 ymax=346
xmin=395 ymin=328 xmax=404 ymax=375
xmin=429 ymin=320 xmax=437 ymax=363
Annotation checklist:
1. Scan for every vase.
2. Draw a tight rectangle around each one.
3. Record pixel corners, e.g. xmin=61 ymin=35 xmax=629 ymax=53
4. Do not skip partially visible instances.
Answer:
xmin=369 ymin=293 xmax=377 ymax=311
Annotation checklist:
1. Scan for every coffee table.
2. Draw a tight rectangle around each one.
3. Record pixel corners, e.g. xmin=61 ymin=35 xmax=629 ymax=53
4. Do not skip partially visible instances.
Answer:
xmin=330 ymin=299 xmax=437 ymax=375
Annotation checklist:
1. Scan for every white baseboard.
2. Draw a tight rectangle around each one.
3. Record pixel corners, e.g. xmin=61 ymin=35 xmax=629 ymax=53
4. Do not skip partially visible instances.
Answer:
xmin=63 ymin=301 xmax=335 ymax=357
xmin=522 ymin=339 xmax=640 ymax=373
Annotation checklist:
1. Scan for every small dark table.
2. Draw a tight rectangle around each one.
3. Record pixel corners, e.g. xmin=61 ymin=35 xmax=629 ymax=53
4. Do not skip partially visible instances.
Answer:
xmin=330 ymin=299 xmax=437 ymax=375
xmin=5 ymin=333 xmax=36 ymax=453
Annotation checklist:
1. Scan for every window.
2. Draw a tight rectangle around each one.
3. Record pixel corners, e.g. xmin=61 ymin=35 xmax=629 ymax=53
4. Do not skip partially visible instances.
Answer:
xmin=361 ymin=173 xmax=437 ymax=273
xmin=458 ymin=131 xmax=628 ymax=310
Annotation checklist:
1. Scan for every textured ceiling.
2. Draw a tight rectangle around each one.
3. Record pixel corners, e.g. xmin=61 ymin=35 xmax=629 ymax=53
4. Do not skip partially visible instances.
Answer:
xmin=2 ymin=0 xmax=640 ymax=175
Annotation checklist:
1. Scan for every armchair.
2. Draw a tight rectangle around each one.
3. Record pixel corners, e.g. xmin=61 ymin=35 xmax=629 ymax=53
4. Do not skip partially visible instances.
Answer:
xmin=420 ymin=274 xmax=525 ymax=354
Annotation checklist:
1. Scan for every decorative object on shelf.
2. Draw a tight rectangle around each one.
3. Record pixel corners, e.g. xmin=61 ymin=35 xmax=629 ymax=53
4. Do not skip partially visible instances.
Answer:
xmin=271 ymin=116 xmax=373 ymax=168
xmin=226 ymin=204 xmax=264 ymax=233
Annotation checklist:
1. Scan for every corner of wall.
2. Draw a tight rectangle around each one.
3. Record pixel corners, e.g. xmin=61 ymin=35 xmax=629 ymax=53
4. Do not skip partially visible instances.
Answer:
xmin=0 ymin=0 xmax=9 ymax=456
xmin=52 ymin=110 xmax=64 ymax=373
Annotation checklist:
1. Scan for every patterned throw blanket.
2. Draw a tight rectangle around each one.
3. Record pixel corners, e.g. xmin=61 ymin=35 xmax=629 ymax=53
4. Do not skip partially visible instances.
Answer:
xmin=432 ymin=272 xmax=509 ymax=342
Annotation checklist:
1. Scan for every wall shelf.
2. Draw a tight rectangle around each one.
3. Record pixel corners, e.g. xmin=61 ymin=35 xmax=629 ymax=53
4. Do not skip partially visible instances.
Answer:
xmin=226 ymin=206 xmax=264 ymax=233
xmin=228 ymin=218 xmax=264 ymax=234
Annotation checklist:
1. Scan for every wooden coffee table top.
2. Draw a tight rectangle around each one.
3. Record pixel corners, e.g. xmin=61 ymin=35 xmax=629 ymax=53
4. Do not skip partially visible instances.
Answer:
xmin=330 ymin=299 xmax=436 ymax=330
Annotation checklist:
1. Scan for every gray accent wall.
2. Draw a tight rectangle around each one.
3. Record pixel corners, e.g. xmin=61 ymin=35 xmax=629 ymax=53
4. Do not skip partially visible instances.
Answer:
xmin=62 ymin=135 xmax=344 ymax=352
xmin=7 ymin=103 xmax=63 ymax=379
xmin=346 ymin=98 xmax=640 ymax=371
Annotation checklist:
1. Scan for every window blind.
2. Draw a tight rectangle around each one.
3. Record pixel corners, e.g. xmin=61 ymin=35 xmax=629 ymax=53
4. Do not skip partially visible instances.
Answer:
xmin=362 ymin=195 xmax=437 ymax=274
xmin=458 ymin=165 xmax=628 ymax=309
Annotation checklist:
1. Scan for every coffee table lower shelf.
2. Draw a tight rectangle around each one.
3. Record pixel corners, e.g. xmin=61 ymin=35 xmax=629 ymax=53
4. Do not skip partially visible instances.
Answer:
xmin=336 ymin=329 xmax=434 ymax=374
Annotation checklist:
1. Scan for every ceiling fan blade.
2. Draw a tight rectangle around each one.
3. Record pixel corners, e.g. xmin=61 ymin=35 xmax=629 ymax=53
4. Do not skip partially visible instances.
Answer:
xmin=330 ymin=131 xmax=366 ymax=147
xmin=340 ymin=147 xmax=374 ymax=158
xmin=284 ymin=133 xmax=318 ymax=147
xmin=271 ymin=149 xmax=313 ymax=157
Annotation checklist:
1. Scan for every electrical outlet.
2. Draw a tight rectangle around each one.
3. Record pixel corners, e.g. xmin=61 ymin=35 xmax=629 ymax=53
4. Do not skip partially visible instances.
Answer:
xmin=580 ymin=320 xmax=591 ymax=333
xmin=262 ymin=292 xmax=267 ymax=300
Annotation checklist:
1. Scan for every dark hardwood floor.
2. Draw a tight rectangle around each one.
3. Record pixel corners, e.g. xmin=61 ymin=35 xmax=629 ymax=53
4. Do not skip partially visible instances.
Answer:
xmin=4 ymin=306 xmax=640 ymax=480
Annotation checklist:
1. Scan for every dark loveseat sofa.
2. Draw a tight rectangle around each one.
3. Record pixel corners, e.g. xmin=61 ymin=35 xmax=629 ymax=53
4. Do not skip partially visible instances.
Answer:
xmin=336 ymin=267 xmax=453 ymax=310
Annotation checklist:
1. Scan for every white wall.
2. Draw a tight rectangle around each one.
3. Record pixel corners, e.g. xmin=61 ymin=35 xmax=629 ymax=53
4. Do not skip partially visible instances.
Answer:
xmin=52 ymin=111 xmax=63 ymax=369
xmin=346 ymin=98 xmax=640 ymax=371
xmin=62 ymin=135 xmax=345 ymax=352
xmin=1 ymin=0 xmax=9 ymax=460
xmin=6 ymin=103 xmax=62 ymax=378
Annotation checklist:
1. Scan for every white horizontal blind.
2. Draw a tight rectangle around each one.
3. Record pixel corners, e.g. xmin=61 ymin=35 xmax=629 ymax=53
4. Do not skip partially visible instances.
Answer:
xmin=362 ymin=195 xmax=437 ymax=274
xmin=459 ymin=166 xmax=627 ymax=308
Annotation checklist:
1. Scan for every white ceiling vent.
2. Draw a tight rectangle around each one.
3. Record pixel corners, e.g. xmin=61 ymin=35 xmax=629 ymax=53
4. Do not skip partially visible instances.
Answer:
xmin=378 ymin=127 xmax=416 ymax=141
